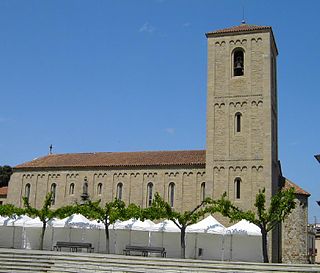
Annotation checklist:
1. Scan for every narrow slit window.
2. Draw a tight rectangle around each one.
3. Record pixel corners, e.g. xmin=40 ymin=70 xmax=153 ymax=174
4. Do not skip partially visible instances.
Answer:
xmin=147 ymin=182 xmax=153 ymax=207
xmin=201 ymin=182 xmax=206 ymax=202
xmin=235 ymin=178 xmax=241 ymax=199
xmin=116 ymin=183 xmax=123 ymax=200
xmin=69 ymin=183 xmax=74 ymax=195
xmin=235 ymin=112 xmax=242 ymax=133
xmin=51 ymin=183 xmax=56 ymax=205
xmin=25 ymin=183 xmax=31 ymax=202
xmin=233 ymin=49 xmax=244 ymax=76
xmin=97 ymin=183 xmax=102 ymax=195
xmin=168 ymin=182 xmax=175 ymax=208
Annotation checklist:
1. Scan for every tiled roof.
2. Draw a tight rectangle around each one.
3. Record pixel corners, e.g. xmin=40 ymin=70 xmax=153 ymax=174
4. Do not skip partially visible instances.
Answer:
xmin=0 ymin=187 xmax=8 ymax=196
xmin=284 ymin=178 xmax=310 ymax=196
xmin=15 ymin=150 xmax=206 ymax=170
xmin=206 ymin=24 xmax=272 ymax=37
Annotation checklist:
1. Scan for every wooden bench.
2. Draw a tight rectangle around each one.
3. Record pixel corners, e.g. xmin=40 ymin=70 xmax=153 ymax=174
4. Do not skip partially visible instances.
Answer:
xmin=123 ymin=245 xmax=166 ymax=257
xmin=53 ymin=241 xmax=94 ymax=253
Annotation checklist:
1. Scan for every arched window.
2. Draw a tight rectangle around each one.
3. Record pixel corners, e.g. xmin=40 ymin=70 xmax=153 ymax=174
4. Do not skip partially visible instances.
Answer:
xmin=233 ymin=49 xmax=244 ymax=76
xmin=168 ymin=182 xmax=175 ymax=208
xmin=25 ymin=183 xmax=31 ymax=202
xmin=69 ymin=183 xmax=74 ymax=195
xmin=200 ymin=182 xmax=206 ymax=202
xmin=116 ymin=183 xmax=123 ymax=200
xmin=147 ymin=182 xmax=153 ymax=207
xmin=235 ymin=112 xmax=242 ymax=133
xmin=234 ymin=178 xmax=241 ymax=199
xmin=97 ymin=183 xmax=102 ymax=195
xmin=51 ymin=183 xmax=56 ymax=205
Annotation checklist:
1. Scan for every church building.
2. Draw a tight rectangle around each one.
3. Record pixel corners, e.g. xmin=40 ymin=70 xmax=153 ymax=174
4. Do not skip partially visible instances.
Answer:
xmin=6 ymin=23 xmax=310 ymax=263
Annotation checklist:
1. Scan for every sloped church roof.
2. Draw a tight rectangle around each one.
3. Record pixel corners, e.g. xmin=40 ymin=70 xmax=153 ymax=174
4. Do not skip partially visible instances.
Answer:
xmin=15 ymin=150 xmax=206 ymax=169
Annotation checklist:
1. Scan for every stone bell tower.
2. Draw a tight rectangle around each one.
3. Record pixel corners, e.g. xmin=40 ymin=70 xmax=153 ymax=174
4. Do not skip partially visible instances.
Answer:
xmin=205 ymin=23 xmax=280 ymax=261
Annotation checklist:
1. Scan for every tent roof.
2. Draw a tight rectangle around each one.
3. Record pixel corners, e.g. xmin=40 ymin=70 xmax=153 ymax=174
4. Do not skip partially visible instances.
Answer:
xmin=3 ymin=215 xmax=33 ymax=226
xmin=115 ymin=218 xmax=154 ymax=231
xmin=226 ymin=220 xmax=261 ymax=236
xmin=150 ymin=220 xmax=180 ymax=232
xmin=187 ymin=215 xmax=226 ymax=234
xmin=66 ymin=214 xmax=91 ymax=227
xmin=24 ymin=217 xmax=43 ymax=227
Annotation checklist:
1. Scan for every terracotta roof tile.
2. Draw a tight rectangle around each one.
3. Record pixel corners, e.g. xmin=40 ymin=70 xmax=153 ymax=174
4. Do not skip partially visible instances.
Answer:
xmin=206 ymin=24 xmax=272 ymax=37
xmin=15 ymin=150 xmax=206 ymax=170
xmin=0 ymin=187 xmax=8 ymax=196
xmin=284 ymin=178 xmax=310 ymax=196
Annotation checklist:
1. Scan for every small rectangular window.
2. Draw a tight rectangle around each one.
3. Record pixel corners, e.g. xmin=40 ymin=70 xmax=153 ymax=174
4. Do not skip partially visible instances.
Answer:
xmin=235 ymin=113 xmax=242 ymax=133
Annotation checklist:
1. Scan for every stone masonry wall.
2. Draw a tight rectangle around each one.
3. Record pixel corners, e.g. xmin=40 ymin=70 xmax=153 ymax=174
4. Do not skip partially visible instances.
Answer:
xmin=282 ymin=195 xmax=309 ymax=263
xmin=6 ymin=167 xmax=206 ymax=212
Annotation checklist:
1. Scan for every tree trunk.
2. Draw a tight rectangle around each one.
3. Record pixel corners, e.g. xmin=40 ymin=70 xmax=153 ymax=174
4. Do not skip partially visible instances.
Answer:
xmin=261 ymin=226 xmax=269 ymax=263
xmin=105 ymin=221 xmax=110 ymax=254
xmin=40 ymin=221 xmax=46 ymax=250
xmin=180 ymin=226 xmax=186 ymax=259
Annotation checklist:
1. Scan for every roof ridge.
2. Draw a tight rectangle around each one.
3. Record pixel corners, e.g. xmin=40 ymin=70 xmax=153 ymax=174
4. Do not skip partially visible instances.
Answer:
xmin=38 ymin=149 xmax=206 ymax=157
xmin=14 ymin=150 xmax=206 ymax=169
xmin=206 ymin=24 xmax=272 ymax=37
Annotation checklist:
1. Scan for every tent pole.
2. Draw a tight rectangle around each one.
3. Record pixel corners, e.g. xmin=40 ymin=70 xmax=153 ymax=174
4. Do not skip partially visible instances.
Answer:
xmin=195 ymin=233 xmax=198 ymax=259
xmin=221 ymin=234 xmax=225 ymax=261
xmin=12 ymin=226 xmax=15 ymax=249
xmin=97 ymin=228 xmax=100 ymax=253
xmin=51 ymin=227 xmax=54 ymax=251
xmin=230 ymin=234 xmax=233 ymax=261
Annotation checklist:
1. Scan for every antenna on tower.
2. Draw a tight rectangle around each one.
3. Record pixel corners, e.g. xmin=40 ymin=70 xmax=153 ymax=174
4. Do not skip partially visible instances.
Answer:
xmin=241 ymin=6 xmax=246 ymax=24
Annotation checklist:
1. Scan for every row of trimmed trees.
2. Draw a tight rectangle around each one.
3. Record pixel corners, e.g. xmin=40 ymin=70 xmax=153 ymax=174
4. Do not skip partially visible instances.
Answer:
xmin=0 ymin=187 xmax=296 ymax=263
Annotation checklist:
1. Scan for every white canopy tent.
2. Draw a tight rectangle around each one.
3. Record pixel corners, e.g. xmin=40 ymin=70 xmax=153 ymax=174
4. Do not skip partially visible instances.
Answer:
xmin=0 ymin=215 xmax=32 ymax=249
xmin=0 ymin=216 xmax=13 ymax=248
xmin=149 ymin=220 xmax=196 ymax=258
xmin=50 ymin=214 xmax=104 ymax=252
xmin=0 ymin=214 xmax=263 ymax=261
xmin=23 ymin=217 xmax=53 ymax=250
xmin=114 ymin=219 xmax=155 ymax=254
xmin=187 ymin=215 xmax=226 ymax=260
xmin=225 ymin=220 xmax=262 ymax=262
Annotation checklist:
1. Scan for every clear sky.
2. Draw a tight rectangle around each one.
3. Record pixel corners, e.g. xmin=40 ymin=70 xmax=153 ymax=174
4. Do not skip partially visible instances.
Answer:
xmin=0 ymin=0 xmax=319 ymax=221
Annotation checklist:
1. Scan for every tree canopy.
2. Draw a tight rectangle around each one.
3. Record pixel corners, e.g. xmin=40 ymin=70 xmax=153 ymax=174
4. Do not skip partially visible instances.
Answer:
xmin=0 ymin=165 xmax=12 ymax=187
xmin=74 ymin=198 xmax=141 ymax=253
xmin=214 ymin=187 xmax=296 ymax=263
xmin=144 ymin=192 xmax=214 ymax=259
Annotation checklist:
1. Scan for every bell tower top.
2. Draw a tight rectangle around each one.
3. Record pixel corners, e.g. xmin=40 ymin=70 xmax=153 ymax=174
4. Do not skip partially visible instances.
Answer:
xmin=206 ymin=23 xmax=278 ymax=55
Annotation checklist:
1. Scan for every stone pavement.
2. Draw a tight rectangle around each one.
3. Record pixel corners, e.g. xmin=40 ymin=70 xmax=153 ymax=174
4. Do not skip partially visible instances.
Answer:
xmin=0 ymin=248 xmax=319 ymax=273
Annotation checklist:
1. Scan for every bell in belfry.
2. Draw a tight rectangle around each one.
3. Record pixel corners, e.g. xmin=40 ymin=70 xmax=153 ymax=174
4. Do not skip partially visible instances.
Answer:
xmin=234 ymin=56 xmax=244 ymax=76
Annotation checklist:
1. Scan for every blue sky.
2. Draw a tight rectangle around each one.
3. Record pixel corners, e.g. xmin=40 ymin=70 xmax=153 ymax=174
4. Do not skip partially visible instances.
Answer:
xmin=0 ymin=0 xmax=319 ymax=221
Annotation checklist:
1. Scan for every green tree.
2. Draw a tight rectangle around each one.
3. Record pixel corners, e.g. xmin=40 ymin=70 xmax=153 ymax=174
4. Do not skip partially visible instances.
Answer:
xmin=75 ymin=198 xmax=141 ymax=254
xmin=144 ymin=192 xmax=213 ymax=259
xmin=0 ymin=165 xmax=13 ymax=187
xmin=0 ymin=203 xmax=24 ymax=217
xmin=214 ymin=187 xmax=296 ymax=263
xmin=23 ymin=192 xmax=76 ymax=250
